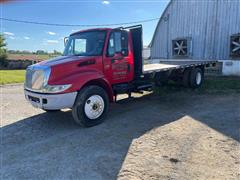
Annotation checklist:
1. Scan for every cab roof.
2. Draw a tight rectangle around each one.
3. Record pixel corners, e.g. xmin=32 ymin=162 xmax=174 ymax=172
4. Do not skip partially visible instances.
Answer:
xmin=70 ymin=28 xmax=112 ymax=36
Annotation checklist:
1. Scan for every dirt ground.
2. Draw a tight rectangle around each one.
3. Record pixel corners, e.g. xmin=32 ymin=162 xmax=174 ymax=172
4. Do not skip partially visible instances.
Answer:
xmin=1 ymin=85 xmax=240 ymax=180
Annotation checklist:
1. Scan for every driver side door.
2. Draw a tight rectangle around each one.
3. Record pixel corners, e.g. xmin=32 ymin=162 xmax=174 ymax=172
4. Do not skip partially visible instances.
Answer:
xmin=103 ymin=30 xmax=132 ymax=84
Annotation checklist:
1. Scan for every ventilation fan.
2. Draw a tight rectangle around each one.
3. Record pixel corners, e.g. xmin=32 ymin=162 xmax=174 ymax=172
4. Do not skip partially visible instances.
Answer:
xmin=172 ymin=38 xmax=191 ymax=57
xmin=230 ymin=34 xmax=240 ymax=58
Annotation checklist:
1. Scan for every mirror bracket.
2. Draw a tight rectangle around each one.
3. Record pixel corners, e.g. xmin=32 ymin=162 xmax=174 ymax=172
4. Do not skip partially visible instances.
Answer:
xmin=64 ymin=37 xmax=69 ymax=47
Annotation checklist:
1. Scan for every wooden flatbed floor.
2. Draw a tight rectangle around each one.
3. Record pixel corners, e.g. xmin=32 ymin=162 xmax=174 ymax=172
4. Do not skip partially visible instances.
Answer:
xmin=143 ymin=60 xmax=217 ymax=74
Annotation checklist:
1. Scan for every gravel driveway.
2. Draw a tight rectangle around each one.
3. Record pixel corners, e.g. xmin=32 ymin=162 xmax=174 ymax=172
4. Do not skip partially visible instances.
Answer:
xmin=1 ymin=85 xmax=239 ymax=179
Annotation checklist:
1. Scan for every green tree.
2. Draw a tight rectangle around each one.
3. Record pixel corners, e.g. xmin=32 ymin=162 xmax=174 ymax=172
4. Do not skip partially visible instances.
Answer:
xmin=0 ymin=34 xmax=7 ymax=66
xmin=53 ymin=49 xmax=62 ymax=55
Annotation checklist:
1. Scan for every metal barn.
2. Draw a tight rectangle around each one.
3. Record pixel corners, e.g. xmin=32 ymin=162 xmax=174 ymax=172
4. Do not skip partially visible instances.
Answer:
xmin=150 ymin=0 xmax=240 ymax=75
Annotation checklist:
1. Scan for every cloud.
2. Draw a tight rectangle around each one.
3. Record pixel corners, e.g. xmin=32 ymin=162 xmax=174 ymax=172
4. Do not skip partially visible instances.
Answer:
xmin=47 ymin=40 xmax=59 ymax=44
xmin=24 ymin=36 xmax=30 ymax=40
xmin=9 ymin=36 xmax=15 ymax=40
xmin=47 ymin=31 xmax=56 ymax=35
xmin=102 ymin=1 xmax=110 ymax=5
xmin=3 ymin=31 xmax=14 ymax=36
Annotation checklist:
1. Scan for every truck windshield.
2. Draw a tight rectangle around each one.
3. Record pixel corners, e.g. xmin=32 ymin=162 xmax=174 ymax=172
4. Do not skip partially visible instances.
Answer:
xmin=63 ymin=31 xmax=106 ymax=56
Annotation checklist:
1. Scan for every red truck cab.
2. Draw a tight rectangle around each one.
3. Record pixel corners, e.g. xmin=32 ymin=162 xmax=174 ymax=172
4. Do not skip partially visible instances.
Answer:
xmin=25 ymin=26 xmax=144 ymax=127
xmin=25 ymin=25 xmax=213 ymax=127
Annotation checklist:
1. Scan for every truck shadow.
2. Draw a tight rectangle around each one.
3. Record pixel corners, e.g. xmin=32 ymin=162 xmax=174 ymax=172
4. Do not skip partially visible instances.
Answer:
xmin=2 ymin=92 xmax=239 ymax=179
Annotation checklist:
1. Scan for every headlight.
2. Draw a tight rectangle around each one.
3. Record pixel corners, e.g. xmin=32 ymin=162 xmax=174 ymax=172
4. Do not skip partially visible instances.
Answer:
xmin=43 ymin=84 xmax=72 ymax=93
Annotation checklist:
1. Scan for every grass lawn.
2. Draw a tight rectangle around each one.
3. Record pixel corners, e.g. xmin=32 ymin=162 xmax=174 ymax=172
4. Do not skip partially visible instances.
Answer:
xmin=0 ymin=70 xmax=26 ymax=85
xmin=155 ymin=76 xmax=240 ymax=95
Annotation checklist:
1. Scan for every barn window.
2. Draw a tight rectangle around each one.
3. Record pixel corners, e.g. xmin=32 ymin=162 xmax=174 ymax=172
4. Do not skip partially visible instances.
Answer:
xmin=230 ymin=34 xmax=240 ymax=58
xmin=172 ymin=38 xmax=192 ymax=58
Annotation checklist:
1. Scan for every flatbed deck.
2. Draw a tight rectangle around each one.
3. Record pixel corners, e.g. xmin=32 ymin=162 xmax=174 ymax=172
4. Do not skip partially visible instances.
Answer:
xmin=143 ymin=60 xmax=217 ymax=74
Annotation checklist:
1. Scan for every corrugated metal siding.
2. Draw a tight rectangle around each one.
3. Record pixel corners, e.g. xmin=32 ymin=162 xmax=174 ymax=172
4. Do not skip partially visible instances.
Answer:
xmin=151 ymin=0 xmax=240 ymax=60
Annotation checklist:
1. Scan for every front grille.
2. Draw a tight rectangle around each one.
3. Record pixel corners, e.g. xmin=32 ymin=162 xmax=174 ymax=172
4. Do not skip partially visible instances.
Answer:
xmin=24 ymin=65 xmax=50 ymax=92
xmin=25 ymin=68 xmax=34 ymax=89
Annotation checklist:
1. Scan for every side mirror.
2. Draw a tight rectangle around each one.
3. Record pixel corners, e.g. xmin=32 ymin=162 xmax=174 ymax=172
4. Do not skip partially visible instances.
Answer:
xmin=64 ymin=37 xmax=69 ymax=47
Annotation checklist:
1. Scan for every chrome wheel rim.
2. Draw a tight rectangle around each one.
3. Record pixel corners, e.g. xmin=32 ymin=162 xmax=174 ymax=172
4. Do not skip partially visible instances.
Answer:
xmin=84 ymin=95 xmax=104 ymax=119
xmin=196 ymin=72 xmax=202 ymax=85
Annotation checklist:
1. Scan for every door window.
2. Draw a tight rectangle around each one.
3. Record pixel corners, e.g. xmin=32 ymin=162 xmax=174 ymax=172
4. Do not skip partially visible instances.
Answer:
xmin=108 ymin=34 xmax=115 ymax=56
xmin=114 ymin=32 xmax=122 ymax=53
xmin=107 ymin=31 xmax=128 ymax=57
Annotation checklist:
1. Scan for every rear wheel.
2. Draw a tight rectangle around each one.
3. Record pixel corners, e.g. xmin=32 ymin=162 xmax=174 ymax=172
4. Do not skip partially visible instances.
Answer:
xmin=182 ymin=68 xmax=191 ymax=87
xmin=154 ymin=72 xmax=169 ymax=87
xmin=189 ymin=68 xmax=204 ymax=88
xmin=72 ymin=85 xmax=109 ymax=127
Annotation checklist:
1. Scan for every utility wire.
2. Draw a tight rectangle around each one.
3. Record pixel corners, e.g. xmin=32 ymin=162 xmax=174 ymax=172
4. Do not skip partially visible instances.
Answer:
xmin=0 ymin=17 xmax=160 ymax=27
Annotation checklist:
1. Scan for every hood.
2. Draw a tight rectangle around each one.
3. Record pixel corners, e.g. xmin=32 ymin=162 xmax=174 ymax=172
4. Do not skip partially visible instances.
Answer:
xmin=38 ymin=56 xmax=86 ymax=67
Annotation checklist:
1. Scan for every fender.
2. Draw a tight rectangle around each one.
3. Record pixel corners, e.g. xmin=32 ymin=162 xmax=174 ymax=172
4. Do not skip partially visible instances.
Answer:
xmin=48 ymin=70 xmax=114 ymax=102
xmin=81 ymin=77 xmax=114 ymax=102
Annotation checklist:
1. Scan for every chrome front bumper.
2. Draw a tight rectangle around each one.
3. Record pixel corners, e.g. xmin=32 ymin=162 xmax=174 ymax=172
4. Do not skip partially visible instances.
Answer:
xmin=24 ymin=90 xmax=77 ymax=110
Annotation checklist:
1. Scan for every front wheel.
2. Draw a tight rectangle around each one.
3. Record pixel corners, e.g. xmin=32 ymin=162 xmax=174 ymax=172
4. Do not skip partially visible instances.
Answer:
xmin=72 ymin=85 xmax=109 ymax=127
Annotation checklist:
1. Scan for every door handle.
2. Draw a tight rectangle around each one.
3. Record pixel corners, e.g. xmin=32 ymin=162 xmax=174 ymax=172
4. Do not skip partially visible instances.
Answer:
xmin=111 ymin=56 xmax=124 ymax=63
xmin=127 ymin=64 xmax=130 ymax=72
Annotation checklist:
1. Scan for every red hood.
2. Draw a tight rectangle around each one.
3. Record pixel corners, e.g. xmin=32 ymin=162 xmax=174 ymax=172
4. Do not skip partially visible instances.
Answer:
xmin=38 ymin=56 xmax=88 ymax=67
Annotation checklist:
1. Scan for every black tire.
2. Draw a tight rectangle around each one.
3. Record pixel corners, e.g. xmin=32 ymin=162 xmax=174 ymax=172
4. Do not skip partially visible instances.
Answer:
xmin=189 ymin=68 xmax=204 ymax=89
xmin=72 ymin=85 xmax=109 ymax=127
xmin=182 ymin=68 xmax=191 ymax=87
xmin=154 ymin=72 xmax=169 ymax=87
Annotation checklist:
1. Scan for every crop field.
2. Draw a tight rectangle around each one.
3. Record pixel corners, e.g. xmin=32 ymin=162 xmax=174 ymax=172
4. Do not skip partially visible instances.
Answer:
xmin=7 ymin=53 xmax=57 ymax=61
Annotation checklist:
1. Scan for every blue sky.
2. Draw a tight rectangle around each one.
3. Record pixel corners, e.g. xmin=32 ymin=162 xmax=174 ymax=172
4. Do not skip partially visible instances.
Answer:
xmin=1 ymin=0 xmax=169 ymax=53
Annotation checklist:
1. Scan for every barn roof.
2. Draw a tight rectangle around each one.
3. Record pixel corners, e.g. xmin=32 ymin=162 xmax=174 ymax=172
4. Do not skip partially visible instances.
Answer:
xmin=149 ymin=0 xmax=173 ymax=47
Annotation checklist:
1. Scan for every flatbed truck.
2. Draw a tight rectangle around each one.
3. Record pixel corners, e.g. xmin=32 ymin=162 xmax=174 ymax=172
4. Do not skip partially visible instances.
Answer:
xmin=24 ymin=25 xmax=217 ymax=127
